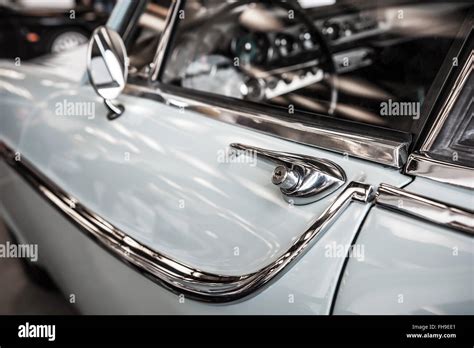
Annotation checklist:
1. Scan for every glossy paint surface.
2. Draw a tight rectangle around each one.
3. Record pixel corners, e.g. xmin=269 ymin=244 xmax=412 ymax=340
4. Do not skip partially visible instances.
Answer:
xmin=333 ymin=205 xmax=474 ymax=315
xmin=0 ymin=51 xmax=410 ymax=312
xmin=0 ymin=59 xmax=409 ymax=276
xmin=0 ymin=160 xmax=371 ymax=313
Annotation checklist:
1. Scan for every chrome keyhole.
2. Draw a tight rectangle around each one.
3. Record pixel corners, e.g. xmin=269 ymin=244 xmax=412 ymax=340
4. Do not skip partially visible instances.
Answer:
xmin=272 ymin=165 xmax=300 ymax=190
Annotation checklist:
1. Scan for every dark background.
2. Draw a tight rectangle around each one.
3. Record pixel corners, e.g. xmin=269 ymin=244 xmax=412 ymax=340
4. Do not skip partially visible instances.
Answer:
xmin=0 ymin=0 xmax=115 ymax=60
xmin=0 ymin=219 xmax=77 ymax=314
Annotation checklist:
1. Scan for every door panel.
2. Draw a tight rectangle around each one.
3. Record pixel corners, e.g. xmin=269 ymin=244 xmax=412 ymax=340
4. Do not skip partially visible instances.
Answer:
xmin=402 ymin=177 xmax=474 ymax=208
xmin=333 ymin=205 xmax=473 ymax=315
xmin=333 ymin=177 xmax=473 ymax=314
xmin=11 ymin=83 xmax=410 ymax=274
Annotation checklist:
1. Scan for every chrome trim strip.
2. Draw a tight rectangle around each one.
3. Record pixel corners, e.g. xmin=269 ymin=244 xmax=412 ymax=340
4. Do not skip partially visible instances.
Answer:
xmin=150 ymin=0 xmax=182 ymax=81
xmin=406 ymin=153 xmax=474 ymax=189
xmin=124 ymin=83 xmax=411 ymax=168
xmin=0 ymin=141 xmax=374 ymax=303
xmin=139 ymin=0 xmax=410 ymax=168
xmin=376 ymin=183 xmax=474 ymax=235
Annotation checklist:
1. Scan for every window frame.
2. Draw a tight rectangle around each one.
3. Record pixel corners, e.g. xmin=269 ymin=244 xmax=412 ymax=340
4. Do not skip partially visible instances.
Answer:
xmin=405 ymin=29 xmax=474 ymax=189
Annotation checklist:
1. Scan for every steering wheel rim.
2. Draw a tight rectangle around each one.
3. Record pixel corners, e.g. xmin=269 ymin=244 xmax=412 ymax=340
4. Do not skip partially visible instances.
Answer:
xmin=259 ymin=0 xmax=338 ymax=114
xmin=182 ymin=0 xmax=339 ymax=114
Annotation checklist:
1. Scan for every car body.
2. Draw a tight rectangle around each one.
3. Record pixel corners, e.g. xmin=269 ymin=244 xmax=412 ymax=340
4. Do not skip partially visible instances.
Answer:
xmin=0 ymin=0 xmax=472 ymax=314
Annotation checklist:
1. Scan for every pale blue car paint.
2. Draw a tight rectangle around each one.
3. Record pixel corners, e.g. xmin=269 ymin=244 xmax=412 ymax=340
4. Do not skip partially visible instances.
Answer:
xmin=333 ymin=204 xmax=473 ymax=315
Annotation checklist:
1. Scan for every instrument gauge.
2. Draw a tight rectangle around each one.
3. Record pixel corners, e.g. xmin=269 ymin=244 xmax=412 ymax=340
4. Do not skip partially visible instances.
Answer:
xmin=231 ymin=32 xmax=269 ymax=66
xmin=275 ymin=33 xmax=296 ymax=57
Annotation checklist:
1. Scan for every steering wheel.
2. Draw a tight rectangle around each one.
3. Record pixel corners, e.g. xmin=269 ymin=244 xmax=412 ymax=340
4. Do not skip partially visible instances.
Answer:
xmin=232 ymin=0 xmax=338 ymax=114
xmin=179 ymin=0 xmax=338 ymax=115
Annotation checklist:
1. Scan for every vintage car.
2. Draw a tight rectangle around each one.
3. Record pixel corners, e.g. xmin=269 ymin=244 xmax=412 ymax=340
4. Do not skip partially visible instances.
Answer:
xmin=0 ymin=0 xmax=472 ymax=314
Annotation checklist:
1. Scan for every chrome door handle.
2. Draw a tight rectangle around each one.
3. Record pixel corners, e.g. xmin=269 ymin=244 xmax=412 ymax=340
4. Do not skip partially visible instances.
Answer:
xmin=230 ymin=143 xmax=346 ymax=205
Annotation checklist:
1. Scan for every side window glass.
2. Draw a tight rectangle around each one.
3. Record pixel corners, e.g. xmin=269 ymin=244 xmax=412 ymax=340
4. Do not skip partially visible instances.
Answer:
xmin=162 ymin=0 xmax=472 ymax=134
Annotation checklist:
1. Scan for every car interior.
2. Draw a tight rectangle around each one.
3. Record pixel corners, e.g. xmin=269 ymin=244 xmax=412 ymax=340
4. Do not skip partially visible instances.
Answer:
xmin=129 ymin=0 xmax=471 ymax=135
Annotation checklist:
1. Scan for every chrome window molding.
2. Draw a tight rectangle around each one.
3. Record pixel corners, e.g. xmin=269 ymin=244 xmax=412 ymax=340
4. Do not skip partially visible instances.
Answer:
xmin=149 ymin=0 xmax=182 ymax=81
xmin=376 ymin=183 xmax=474 ymax=235
xmin=406 ymin=153 xmax=474 ymax=189
xmin=124 ymin=83 xmax=411 ymax=168
xmin=405 ymin=50 xmax=473 ymax=188
xmin=0 ymin=141 xmax=374 ymax=303
xmin=132 ymin=0 xmax=411 ymax=168
xmin=420 ymin=51 xmax=473 ymax=152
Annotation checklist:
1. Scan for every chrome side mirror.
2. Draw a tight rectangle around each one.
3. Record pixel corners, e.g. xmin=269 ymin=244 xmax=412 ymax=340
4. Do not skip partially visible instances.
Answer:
xmin=87 ymin=26 xmax=128 ymax=119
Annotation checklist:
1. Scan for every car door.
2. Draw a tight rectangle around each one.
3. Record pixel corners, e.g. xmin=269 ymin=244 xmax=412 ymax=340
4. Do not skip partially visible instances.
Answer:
xmin=0 ymin=0 xmax=469 ymax=314
xmin=333 ymin=35 xmax=474 ymax=314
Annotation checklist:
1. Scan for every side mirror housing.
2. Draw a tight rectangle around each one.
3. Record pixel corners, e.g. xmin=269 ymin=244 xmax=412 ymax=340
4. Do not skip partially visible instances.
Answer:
xmin=87 ymin=26 xmax=128 ymax=119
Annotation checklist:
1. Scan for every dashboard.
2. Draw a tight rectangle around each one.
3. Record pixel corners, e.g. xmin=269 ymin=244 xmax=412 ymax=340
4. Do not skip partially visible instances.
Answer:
xmin=163 ymin=0 xmax=471 ymax=130
xmin=231 ymin=26 xmax=321 ymax=68
xmin=229 ymin=8 xmax=385 ymax=72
